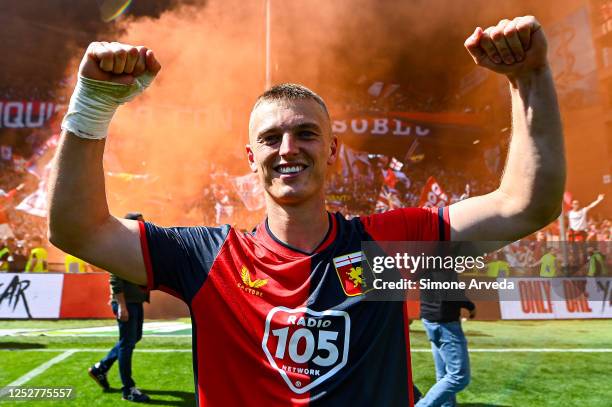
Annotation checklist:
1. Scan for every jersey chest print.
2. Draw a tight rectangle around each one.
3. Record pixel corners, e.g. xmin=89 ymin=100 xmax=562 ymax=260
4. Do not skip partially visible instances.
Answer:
xmin=262 ymin=307 xmax=350 ymax=394
xmin=143 ymin=208 xmax=447 ymax=406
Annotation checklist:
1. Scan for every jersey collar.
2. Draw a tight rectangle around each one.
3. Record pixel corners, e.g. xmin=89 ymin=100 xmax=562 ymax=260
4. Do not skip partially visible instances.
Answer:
xmin=256 ymin=212 xmax=337 ymax=258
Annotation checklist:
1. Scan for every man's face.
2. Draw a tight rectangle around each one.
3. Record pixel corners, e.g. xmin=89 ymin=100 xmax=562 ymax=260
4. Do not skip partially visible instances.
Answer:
xmin=572 ymin=200 xmax=580 ymax=210
xmin=247 ymin=99 xmax=337 ymax=205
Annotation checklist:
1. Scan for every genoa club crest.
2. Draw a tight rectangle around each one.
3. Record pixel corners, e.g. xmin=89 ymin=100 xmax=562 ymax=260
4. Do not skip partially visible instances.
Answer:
xmin=332 ymin=251 xmax=373 ymax=296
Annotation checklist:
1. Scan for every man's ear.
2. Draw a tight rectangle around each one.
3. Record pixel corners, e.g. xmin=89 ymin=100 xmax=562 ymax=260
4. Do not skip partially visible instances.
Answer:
xmin=327 ymin=136 xmax=338 ymax=165
xmin=246 ymin=144 xmax=258 ymax=172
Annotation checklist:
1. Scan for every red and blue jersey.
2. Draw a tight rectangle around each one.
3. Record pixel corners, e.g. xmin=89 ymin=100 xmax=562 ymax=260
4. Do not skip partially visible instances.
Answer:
xmin=139 ymin=207 xmax=450 ymax=406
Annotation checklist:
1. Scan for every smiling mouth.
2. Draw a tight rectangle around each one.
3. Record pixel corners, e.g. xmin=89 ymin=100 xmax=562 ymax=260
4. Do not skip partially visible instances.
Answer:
xmin=274 ymin=163 xmax=308 ymax=175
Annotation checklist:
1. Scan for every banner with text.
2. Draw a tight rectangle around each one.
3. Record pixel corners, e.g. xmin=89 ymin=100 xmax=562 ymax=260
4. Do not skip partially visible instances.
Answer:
xmin=332 ymin=112 xmax=485 ymax=156
xmin=498 ymin=277 xmax=612 ymax=320
xmin=0 ymin=273 xmax=64 ymax=319
xmin=0 ymin=101 xmax=64 ymax=128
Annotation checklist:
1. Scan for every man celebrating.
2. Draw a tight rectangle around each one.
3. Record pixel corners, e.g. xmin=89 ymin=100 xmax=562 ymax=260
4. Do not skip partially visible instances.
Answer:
xmin=49 ymin=16 xmax=565 ymax=407
xmin=568 ymin=194 xmax=605 ymax=242
xmin=568 ymin=194 xmax=604 ymax=265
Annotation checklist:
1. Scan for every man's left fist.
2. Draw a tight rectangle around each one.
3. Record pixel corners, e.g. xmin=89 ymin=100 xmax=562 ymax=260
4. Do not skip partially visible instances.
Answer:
xmin=464 ymin=16 xmax=548 ymax=79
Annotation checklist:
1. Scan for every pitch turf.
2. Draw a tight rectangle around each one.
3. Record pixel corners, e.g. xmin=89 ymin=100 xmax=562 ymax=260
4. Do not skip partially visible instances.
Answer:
xmin=1 ymin=319 xmax=611 ymax=406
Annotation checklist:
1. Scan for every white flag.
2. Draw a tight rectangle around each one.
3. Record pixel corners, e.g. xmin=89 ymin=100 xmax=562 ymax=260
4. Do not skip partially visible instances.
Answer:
xmin=16 ymin=164 xmax=50 ymax=217
xmin=231 ymin=173 xmax=265 ymax=211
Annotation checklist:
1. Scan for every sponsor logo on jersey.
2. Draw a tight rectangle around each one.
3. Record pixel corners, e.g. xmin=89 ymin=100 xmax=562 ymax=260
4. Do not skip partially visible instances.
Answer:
xmin=332 ymin=251 xmax=373 ymax=296
xmin=237 ymin=265 xmax=267 ymax=297
xmin=262 ymin=307 xmax=351 ymax=395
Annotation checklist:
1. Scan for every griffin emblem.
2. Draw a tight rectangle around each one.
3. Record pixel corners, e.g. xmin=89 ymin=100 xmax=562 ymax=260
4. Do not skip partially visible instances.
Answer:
xmin=347 ymin=266 xmax=363 ymax=287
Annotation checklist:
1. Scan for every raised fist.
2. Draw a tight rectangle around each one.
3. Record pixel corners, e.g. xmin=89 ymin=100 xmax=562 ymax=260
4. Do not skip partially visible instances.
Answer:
xmin=79 ymin=41 xmax=162 ymax=85
xmin=464 ymin=16 xmax=547 ymax=79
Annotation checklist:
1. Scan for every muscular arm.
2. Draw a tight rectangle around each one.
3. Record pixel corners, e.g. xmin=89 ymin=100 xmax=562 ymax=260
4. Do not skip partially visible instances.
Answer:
xmin=48 ymin=132 xmax=146 ymax=285
xmin=450 ymin=17 xmax=565 ymax=242
xmin=47 ymin=42 xmax=160 ymax=285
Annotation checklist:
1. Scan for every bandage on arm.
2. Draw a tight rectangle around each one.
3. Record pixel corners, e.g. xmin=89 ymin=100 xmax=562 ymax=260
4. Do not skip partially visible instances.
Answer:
xmin=49 ymin=73 xmax=152 ymax=287
xmin=61 ymin=73 xmax=154 ymax=140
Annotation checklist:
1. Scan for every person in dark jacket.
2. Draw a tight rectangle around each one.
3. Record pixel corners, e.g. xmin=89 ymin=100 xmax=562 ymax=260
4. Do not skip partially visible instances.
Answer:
xmin=88 ymin=212 xmax=151 ymax=403
xmin=416 ymin=267 xmax=476 ymax=407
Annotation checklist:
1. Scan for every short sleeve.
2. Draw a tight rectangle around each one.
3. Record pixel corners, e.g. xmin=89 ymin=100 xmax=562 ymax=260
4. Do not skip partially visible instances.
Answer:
xmin=359 ymin=207 xmax=450 ymax=241
xmin=139 ymin=221 xmax=230 ymax=303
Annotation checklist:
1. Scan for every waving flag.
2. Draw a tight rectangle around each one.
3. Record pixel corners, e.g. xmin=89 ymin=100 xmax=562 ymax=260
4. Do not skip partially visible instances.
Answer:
xmin=25 ymin=133 xmax=59 ymax=179
xmin=16 ymin=164 xmax=51 ymax=217
xmin=418 ymin=176 xmax=449 ymax=208
xmin=231 ymin=173 xmax=265 ymax=211
xmin=383 ymin=168 xmax=397 ymax=188
xmin=375 ymin=186 xmax=402 ymax=213
xmin=389 ymin=157 xmax=403 ymax=171
xmin=563 ymin=191 xmax=573 ymax=213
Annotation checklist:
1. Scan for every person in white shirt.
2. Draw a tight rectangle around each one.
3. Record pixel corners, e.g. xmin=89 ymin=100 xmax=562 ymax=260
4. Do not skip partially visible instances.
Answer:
xmin=568 ymin=194 xmax=604 ymax=266
xmin=568 ymin=194 xmax=604 ymax=241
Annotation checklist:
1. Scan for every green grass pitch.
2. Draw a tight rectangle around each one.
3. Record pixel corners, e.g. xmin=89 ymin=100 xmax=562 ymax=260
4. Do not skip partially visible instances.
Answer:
xmin=1 ymin=319 xmax=611 ymax=406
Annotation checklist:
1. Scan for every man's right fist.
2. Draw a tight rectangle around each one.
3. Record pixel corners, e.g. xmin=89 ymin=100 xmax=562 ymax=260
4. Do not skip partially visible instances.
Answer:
xmin=464 ymin=16 xmax=547 ymax=80
xmin=79 ymin=41 xmax=162 ymax=85
xmin=62 ymin=41 xmax=161 ymax=139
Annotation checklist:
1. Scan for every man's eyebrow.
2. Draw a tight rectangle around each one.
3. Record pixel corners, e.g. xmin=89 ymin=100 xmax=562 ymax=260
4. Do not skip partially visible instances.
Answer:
xmin=256 ymin=126 xmax=281 ymax=139
xmin=294 ymin=122 xmax=323 ymax=132
xmin=257 ymin=122 xmax=323 ymax=138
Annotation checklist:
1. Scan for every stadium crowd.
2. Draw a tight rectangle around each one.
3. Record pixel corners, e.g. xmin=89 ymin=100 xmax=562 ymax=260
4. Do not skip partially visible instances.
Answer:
xmin=0 ymin=81 xmax=609 ymax=277
xmin=0 ymin=136 xmax=609 ymax=276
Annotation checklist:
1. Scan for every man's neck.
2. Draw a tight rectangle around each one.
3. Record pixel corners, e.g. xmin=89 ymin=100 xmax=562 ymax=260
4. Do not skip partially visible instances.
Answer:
xmin=266 ymin=196 xmax=330 ymax=254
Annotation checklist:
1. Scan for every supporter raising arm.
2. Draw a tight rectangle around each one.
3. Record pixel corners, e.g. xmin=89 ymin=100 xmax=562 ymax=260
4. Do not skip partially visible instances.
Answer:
xmin=450 ymin=16 xmax=565 ymax=241
xmin=585 ymin=193 xmax=605 ymax=211
xmin=48 ymin=42 xmax=161 ymax=285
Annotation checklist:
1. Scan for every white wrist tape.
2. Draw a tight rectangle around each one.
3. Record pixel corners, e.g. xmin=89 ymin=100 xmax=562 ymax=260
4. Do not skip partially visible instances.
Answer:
xmin=61 ymin=73 xmax=155 ymax=140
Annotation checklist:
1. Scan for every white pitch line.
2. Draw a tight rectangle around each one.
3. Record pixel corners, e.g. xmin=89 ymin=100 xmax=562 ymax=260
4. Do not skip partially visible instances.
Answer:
xmin=414 ymin=348 xmax=612 ymax=353
xmin=0 ymin=348 xmax=192 ymax=353
xmin=1 ymin=348 xmax=611 ymax=353
xmin=21 ymin=334 xmax=191 ymax=338
xmin=0 ymin=349 xmax=77 ymax=395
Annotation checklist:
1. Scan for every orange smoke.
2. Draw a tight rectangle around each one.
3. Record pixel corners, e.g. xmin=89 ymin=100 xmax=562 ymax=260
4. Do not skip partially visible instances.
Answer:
xmin=105 ymin=1 xmax=265 ymax=226
xmin=98 ymin=0 xmax=566 ymax=228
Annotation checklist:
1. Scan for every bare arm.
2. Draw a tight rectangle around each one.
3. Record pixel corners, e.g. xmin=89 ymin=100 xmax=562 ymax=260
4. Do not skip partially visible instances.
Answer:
xmin=48 ymin=133 xmax=145 ymax=284
xmin=450 ymin=16 xmax=565 ymax=242
xmin=585 ymin=194 xmax=605 ymax=211
xmin=47 ymin=42 xmax=161 ymax=285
